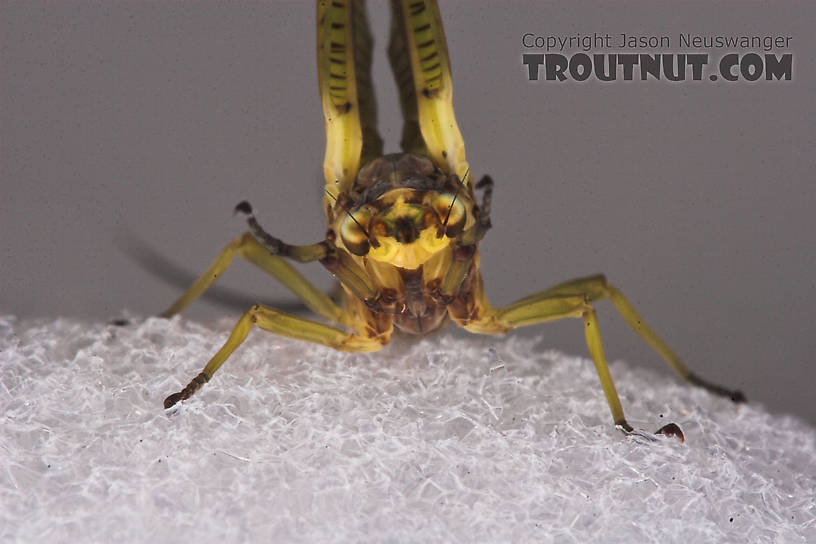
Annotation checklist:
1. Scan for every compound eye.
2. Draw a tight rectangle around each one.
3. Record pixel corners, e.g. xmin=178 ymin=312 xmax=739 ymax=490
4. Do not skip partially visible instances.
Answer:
xmin=339 ymin=211 xmax=372 ymax=256
xmin=431 ymin=193 xmax=466 ymax=237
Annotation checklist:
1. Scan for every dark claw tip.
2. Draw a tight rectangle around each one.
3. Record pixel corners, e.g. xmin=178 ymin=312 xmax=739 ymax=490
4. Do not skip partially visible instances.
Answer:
xmin=731 ymin=390 xmax=747 ymax=403
xmin=234 ymin=201 xmax=253 ymax=215
xmin=164 ymin=392 xmax=183 ymax=410
xmin=616 ymin=420 xmax=635 ymax=434
xmin=655 ymin=422 xmax=685 ymax=443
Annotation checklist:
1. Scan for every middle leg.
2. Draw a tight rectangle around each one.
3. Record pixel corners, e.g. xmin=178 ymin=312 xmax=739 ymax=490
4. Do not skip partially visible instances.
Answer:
xmin=449 ymin=278 xmax=639 ymax=431
xmin=450 ymin=273 xmax=739 ymax=438
xmin=164 ymin=302 xmax=391 ymax=409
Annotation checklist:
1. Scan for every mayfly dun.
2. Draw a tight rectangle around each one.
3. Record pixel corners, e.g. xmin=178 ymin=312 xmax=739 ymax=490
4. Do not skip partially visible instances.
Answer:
xmin=159 ymin=0 xmax=744 ymax=439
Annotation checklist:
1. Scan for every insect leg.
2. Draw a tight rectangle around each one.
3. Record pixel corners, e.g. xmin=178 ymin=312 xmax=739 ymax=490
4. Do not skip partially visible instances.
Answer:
xmin=450 ymin=279 xmax=637 ymax=431
xmin=605 ymin=281 xmax=746 ymax=402
xmin=517 ymin=274 xmax=745 ymax=403
xmin=435 ymin=178 xmax=493 ymax=298
xmin=451 ymin=273 xmax=741 ymax=437
xmin=159 ymin=231 xmax=348 ymax=326
xmin=164 ymin=302 xmax=391 ymax=408
xmin=236 ymin=200 xmax=381 ymax=305
xmin=460 ymin=175 xmax=493 ymax=245
xmin=584 ymin=306 xmax=632 ymax=432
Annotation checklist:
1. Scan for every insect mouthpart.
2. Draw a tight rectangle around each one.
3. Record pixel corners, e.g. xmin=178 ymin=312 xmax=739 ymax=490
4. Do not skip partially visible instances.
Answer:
xmin=393 ymin=216 xmax=418 ymax=244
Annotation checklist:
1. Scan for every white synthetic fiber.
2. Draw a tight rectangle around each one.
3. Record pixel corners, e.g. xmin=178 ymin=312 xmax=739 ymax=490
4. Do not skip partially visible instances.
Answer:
xmin=2 ymin=315 xmax=815 ymax=543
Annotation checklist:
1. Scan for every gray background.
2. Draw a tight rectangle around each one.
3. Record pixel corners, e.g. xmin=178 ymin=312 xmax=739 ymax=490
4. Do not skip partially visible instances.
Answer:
xmin=2 ymin=1 xmax=814 ymax=423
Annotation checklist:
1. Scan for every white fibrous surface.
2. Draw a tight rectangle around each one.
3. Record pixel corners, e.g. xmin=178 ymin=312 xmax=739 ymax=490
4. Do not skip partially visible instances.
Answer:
xmin=1 ymin=314 xmax=815 ymax=543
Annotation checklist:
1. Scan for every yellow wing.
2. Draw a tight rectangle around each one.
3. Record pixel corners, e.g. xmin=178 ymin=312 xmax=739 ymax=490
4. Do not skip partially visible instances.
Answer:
xmin=317 ymin=0 xmax=382 ymax=199
xmin=389 ymin=0 xmax=471 ymax=185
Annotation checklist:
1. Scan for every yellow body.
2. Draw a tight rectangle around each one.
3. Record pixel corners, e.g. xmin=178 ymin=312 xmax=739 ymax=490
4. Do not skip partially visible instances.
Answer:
xmin=160 ymin=1 xmax=744 ymax=437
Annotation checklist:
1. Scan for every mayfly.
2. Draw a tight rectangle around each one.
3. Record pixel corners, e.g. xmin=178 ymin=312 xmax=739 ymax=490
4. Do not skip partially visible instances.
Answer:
xmin=160 ymin=0 xmax=744 ymax=437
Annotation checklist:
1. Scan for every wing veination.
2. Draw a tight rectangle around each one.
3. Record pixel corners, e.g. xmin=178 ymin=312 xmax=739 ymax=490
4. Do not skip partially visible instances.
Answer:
xmin=389 ymin=0 xmax=471 ymax=185
xmin=317 ymin=0 xmax=383 ymax=198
